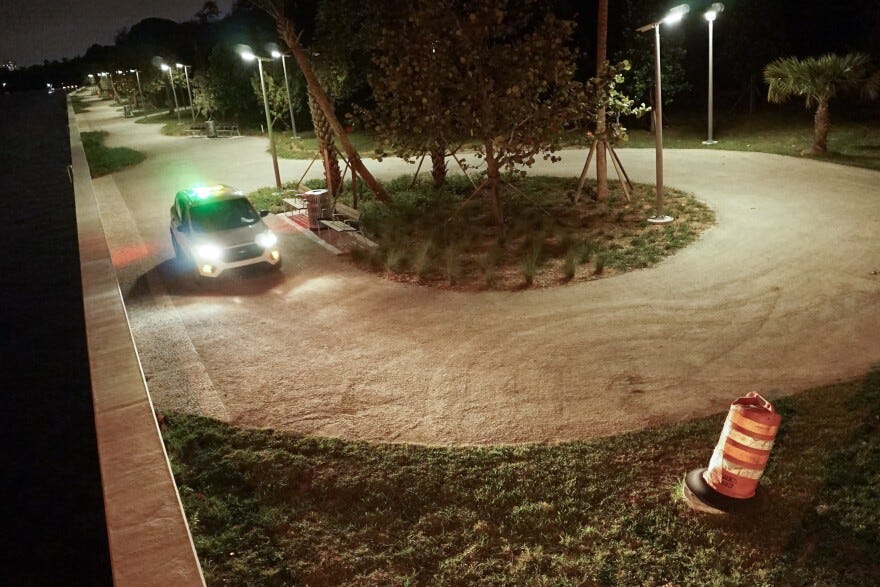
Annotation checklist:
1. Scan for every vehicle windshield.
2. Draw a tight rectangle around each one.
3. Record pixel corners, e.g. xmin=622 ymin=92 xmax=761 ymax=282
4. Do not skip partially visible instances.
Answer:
xmin=189 ymin=198 xmax=259 ymax=233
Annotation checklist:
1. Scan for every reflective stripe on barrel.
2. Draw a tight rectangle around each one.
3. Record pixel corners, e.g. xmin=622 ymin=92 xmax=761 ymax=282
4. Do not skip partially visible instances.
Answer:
xmin=703 ymin=392 xmax=781 ymax=499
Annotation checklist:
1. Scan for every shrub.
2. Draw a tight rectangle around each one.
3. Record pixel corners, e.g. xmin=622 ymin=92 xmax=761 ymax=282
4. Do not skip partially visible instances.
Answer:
xmin=444 ymin=246 xmax=462 ymax=285
xmin=522 ymin=245 xmax=542 ymax=286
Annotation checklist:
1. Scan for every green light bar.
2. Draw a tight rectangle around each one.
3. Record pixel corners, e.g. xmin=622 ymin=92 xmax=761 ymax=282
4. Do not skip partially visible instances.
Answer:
xmin=191 ymin=185 xmax=221 ymax=199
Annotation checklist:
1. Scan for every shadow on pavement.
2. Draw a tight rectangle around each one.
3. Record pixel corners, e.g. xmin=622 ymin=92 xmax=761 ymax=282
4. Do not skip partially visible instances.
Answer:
xmin=125 ymin=258 xmax=286 ymax=301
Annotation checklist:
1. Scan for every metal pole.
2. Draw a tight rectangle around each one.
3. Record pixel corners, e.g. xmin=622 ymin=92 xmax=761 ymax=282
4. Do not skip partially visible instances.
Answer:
xmin=280 ymin=55 xmax=299 ymax=138
xmin=183 ymin=65 xmax=195 ymax=122
xmin=648 ymin=24 xmax=670 ymax=223
xmin=257 ymin=59 xmax=282 ymax=189
xmin=703 ymin=20 xmax=717 ymax=145
xmin=168 ymin=68 xmax=181 ymax=123
xmin=133 ymin=70 xmax=146 ymax=119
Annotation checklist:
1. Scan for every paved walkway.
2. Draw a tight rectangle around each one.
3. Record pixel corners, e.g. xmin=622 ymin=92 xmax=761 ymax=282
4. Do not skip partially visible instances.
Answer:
xmin=77 ymin=97 xmax=880 ymax=445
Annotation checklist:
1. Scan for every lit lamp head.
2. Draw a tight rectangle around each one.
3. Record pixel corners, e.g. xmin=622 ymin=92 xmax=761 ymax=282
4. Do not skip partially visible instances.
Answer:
xmin=160 ymin=63 xmax=170 ymax=72
xmin=704 ymin=2 xmax=724 ymax=21
xmin=175 ymin=63 xmax=183 ymax=69
xmin=240 ymin=51 xmax=257 ymax=62
xmin=663 ymin=4 xmax=690 ymax=25
xmin=270 ymin=50 xmax=282 ymax=59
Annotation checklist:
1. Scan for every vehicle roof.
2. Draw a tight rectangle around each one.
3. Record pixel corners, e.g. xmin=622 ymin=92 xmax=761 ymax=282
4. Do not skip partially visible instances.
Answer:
xmin=180 ymin=184 xmax=246 ymax=206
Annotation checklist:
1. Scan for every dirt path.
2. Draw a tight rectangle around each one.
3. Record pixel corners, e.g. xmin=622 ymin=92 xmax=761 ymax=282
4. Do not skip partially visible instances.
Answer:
xmin=77 ymin=96 xmax=880 ymax=445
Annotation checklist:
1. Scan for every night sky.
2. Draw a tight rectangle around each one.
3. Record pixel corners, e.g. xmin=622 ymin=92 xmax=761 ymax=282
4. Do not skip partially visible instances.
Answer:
xmin=0 ymin=0 xmax=234 ymax=67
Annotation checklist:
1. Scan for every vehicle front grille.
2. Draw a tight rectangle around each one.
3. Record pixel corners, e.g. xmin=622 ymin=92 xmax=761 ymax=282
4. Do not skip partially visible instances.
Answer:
xmin=223 ymin=243 xmax=264 ymax=262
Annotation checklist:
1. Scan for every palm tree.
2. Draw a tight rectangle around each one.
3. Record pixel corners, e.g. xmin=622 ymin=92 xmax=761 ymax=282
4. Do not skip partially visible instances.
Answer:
xmin=763 ymin=53 xmax=874 ymax=155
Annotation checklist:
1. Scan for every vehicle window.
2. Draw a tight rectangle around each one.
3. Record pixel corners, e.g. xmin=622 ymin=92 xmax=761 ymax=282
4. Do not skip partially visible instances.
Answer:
xmin=189 ymin=198 xmax=260 ymax=233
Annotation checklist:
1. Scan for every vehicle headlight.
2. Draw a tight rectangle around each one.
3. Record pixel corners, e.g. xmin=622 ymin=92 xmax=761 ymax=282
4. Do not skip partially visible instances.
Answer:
xmin=255 ymin=231 xmax=277 ymax=248
xmin=194 ymin=243 xmax=223 ymax=261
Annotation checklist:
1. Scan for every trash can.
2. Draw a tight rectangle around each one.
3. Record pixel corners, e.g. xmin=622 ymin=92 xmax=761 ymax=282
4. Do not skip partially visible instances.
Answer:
xmin=302 ymin=189 xmax=329 ymax=230
xmin=123 ymin=105 xmax=133 ymax=118
xmin=205 ymin=120 xmax=217 ymax=138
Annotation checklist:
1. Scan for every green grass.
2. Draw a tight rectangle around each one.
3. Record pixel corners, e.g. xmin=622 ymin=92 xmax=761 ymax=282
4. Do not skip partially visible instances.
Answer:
xmin=135 ymin=111 xmax=196 ymax=136
xmin=71 ymin=96 xmax=90 ymax=113
xmin=80 ymin=131 xmax=145 ymax=177
xmin=246 ymin=174 xmax=713 ymax=289
xmin=620 ymin=109 xmax=880 ymax=171
xmin=274 ymin=130 xmax=378 ymax=160
xmin=161 ymin=366 xmax=880 ymax=586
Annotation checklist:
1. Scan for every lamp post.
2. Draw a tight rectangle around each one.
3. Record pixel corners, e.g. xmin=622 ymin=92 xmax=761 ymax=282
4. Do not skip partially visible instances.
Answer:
xmin=271 ymin=50 xmax=299 ymax=138
xmin=702 ymin=3 xmax=724 ymax=145
xmin=241 ymin=50 xmax=282 ymax=189
xmin=129 ymin=69 xmax=146 ymax=118
xmin=637 ymin=3 xmax=689 ymax=225
xmin=104 ymin=71 xmax=119 ymax=102
xmin=176 ymin=63 xmax=195 ymax=122
xmin=160 ymin=63 xmax=181 ymax=123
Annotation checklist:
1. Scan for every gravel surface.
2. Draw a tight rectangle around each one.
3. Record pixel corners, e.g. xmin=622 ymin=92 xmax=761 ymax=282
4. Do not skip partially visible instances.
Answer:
xmin=76 ymin=96 xmax=880 ymax=445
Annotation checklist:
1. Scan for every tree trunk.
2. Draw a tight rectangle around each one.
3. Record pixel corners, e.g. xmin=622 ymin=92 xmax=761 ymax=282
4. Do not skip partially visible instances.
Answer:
xmin=430 ymin=140 xmax=447 ymax=188
xmin=595 ymin=0 xmax=609 ymax=201
xmin=308 ymin=89 xmax=341 ymax=194
xmin=263 ymin=2 xmax=390 ymax=202
xmin=483 ymin=140 xmax=503 ymax=226
xmin=811 ymin=99 xmax=830 ymax=154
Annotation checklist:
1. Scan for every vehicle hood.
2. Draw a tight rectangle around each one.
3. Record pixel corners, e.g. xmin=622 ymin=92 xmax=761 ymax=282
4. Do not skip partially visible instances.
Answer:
xmin=192 ymin=222 xmax=268 ymax=248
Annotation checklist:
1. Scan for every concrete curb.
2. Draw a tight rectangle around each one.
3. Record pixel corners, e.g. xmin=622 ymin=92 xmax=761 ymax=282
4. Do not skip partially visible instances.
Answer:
xmin=69 ymin=99 xmax=205 ymax=586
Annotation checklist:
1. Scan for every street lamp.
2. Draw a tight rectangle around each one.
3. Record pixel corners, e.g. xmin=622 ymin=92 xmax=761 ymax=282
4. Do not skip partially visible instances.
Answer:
xmin=129 ymin=69 xmax=146 ymax=118
xmin=702 ymin=3 xmax=724 ymax=145
xmin=160 ymin=63 xmax=181 ymax=123
xmin=270 ymin=49 xmax=299 ymax=138
xmin=241 ymin=50 xmax=282 ymax=189
xmin=103 ymin=71 xmax=119 ymax=102
xmin=637 ymin=3 xmax=689 ymax=225
xmin=176 ymin=63 xmax=195 ymax=122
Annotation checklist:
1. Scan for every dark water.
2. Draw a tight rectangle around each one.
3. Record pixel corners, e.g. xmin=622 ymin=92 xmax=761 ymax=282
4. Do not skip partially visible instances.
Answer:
xmin=0 ymin=92 xmax=112 ymax=586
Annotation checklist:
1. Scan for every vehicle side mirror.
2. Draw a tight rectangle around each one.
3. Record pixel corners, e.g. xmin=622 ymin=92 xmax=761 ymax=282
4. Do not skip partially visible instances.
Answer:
xmin=259 ymin=210 xmax=270 ymax=217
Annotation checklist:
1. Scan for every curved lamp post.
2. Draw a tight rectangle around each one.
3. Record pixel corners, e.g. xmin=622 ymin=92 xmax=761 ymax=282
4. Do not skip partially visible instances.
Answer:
xmin=175 ymin=63 xmax=195 ymax=122
xmin=160 ymin=63 xmax=181 ymax=123
xmin=637 ymin=3 xmax=689 ymax=225
xmin=129 ymin=69 xmax=146 ymax=118
xmin=241 ymin=50 xmax=282 ymax=189
xmin=270 ymin=50 xmax=299 ymax=138
xmin=702 ymin=3 xmax=724 ymax=145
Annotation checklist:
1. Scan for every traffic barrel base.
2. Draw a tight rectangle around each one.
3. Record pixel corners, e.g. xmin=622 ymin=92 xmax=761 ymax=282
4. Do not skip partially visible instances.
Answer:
xmin=682 ymin=468 xmax=768 ymax=514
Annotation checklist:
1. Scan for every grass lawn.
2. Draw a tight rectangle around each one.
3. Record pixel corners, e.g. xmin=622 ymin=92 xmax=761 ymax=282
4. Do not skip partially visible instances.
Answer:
xmin=249 ymin=174 xmax=714 ymax=290
xmin=80 ymin=131 xmax=145 ymax=177
xmin=621 ymin=109 xmax=880 ymax=171
xmin=161 ymin=366 xmax=880 ymax=586
xmin=71 ymin=95 xmax=90 ymax=113
xmin=135 ymin=111 xmax=197 ymax=136
xmin=274 ymin=130 xmax=378 ymax=160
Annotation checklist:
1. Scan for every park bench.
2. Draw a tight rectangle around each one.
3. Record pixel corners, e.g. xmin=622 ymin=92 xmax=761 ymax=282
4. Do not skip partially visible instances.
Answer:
xmin=332 ymin=202 xmax=361 ymax=229
xmin=325 ymin=202 xmax=378 ymax=248
xmin=186 ymin=123 xmax=208 ymax=138
xmin=215 ymin=123 xmax=240 ymax=137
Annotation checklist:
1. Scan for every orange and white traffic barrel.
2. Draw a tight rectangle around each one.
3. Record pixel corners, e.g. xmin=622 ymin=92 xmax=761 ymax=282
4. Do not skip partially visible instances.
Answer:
xmin=683 ymin=392 xmax=781 ymax=513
